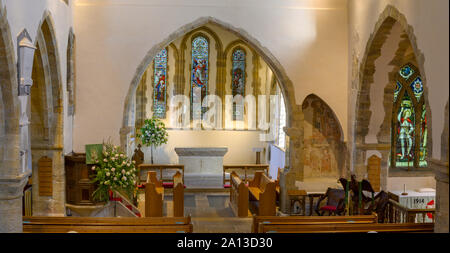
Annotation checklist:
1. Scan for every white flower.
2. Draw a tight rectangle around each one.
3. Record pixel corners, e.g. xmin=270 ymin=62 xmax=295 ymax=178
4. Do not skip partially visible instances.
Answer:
xmin=127 ymin=163 xmax=130 ymax=167
xmin=103 ymin=159 xmax=108 ymax=162
xmin=111 ymin=168 xmax=115 ymax=172
xmin=91 ymin=166 xmax=96 ymax=171
xmin=106 ymin=172 xmax=110 ymax=177
xmin=105 ymin=181 xmax=109 ymax=185
xmin=133 ymin=180 xmax=136 ymax=184
xmin=122 ymin=176 xmax=127 ymax=181
xmin=121 ymin=169 xmax=126 ymax=174
xmin=111 ymin=157 xmax=115 ymax=161
xmin=114 ymin=177 xmax=117 ymax=181
xmin=126 ymin=171 xmax=130 ymax=176
xmin=132 ymin=161 xmax=136 ymax=164
xmin=120 ymin=154 xmax=124 ymax=158
xmin=115 ymin=154 xmax=119 ymax=157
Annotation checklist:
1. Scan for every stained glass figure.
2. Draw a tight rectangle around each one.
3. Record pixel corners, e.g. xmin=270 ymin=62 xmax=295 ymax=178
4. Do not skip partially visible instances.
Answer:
xmin=191 ymin=36 xmax=209 ymax=119
xmin=419 ymin=104 xmax=428 ymax=167
xmin=153 ymin=48 xmax=168 ymax=118
xmin=395 ymin=93 xmax=415 ymax=167
xmin=232 ymin=48 xmax=246 ymax=120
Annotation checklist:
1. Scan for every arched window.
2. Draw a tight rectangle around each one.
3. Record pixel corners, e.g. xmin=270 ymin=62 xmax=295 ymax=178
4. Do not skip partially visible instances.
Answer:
xmin=191 ymin=36 xmax=209 ymax=119
xmin=231 ymin=47 xmax=246 ymax=121
xmin=391 ymin=63 xmax=427 ymax=168
xmin=153 ymin=48 xmax=168 ymax=118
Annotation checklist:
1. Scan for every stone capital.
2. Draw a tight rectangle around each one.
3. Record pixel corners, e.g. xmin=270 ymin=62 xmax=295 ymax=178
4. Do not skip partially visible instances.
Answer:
xmin=0 ymin=172 xmax=30 ymax=200
xmin=284 ymin=127 xmax=302 ymax=138
xmin=430 ymin=159 xmax=449 ymax=184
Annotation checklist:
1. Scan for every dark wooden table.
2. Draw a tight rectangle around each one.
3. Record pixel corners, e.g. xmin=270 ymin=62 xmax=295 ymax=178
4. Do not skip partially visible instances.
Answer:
xmin=306 ymin=192 xmax=325 ymax=216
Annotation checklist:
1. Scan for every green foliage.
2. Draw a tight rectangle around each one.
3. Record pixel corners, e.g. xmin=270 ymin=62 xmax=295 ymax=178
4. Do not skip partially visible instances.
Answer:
xmin=91 ymin=142 xmax=137 ymax=202
xmin=136 ymin=116 xmax=169 ymax=147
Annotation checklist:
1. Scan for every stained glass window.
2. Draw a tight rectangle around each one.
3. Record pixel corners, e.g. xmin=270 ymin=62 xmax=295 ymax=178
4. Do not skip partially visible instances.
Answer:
xmin=391 ymin=63 xmax=427 ymax=168
xmin=232 ymin=48 xmax=246 ymax=121
xmin=153 ymin=48 xmax=168 ymax=118
xmin=191 ymin=36 xmax=209 ymax=119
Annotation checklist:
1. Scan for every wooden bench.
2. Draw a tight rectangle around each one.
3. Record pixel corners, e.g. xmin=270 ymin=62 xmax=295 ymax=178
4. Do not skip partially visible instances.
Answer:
xmin=258 ymin=222 xmax=434 ymax=233
xmin=252 ymin=214 xmax=378 ymax=233
xmin=23 ymin=216 xmax=193 ymax=233
xmin=173 ymin=171 xmax=184 ymax=217
xmin=145 ymin=171 xmax=164 ymax=217
xmin=138 ymin=164 xmax=184 ymax=186
xmin=223 ymin=164 xmax=269 ymax=187
xmin=230 ymin=171 xmax=249 ymax=217
xmin=248 ymin=172 xmax=276 ymax=216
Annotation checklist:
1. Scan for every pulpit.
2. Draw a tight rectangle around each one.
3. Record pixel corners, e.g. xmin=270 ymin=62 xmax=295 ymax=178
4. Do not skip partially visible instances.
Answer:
xmin=174 ymin=147 xmax=228 ymax=188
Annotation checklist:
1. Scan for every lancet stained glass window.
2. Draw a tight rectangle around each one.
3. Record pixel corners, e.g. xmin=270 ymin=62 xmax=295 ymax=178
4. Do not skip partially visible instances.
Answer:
xmin=191 ymin=36 xmax=209 ymax=120
xmin=391 ymin=63 xmax=427 ymax=168
xmin=153 ymin=48 xmax=168 ymax=118
xmin=232 ymin=48 xmax=246 ymax=121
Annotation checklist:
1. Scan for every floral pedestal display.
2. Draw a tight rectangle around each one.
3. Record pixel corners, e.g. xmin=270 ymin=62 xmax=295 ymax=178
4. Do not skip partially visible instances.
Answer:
xmin=136 ymin=117 xmax=168 ymax=164
xmin=90 ymin=143 xmax=138 ymax=203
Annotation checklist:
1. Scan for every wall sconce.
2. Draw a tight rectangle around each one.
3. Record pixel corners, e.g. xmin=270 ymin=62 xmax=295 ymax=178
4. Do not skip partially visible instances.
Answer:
xmin=17 ymin=29 xmax=36 ymax=96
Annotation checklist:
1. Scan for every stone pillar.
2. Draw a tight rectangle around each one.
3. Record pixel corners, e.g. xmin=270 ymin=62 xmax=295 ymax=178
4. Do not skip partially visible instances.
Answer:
xmin=280 ymin=123 xmax=304 ymax=213
xmin=0 ymin=174 xmax=29 ymax=232
xmin=431 ymin=159 xmax=449 ymax=233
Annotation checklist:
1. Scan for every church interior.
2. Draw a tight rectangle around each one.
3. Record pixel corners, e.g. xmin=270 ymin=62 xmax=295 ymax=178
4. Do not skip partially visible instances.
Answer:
xmin=0 ymin=0 xmax=448 ymax=234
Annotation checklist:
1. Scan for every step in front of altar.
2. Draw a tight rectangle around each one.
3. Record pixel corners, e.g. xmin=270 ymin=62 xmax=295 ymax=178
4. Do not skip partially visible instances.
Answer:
xmin=184 ymin=173 xmax=223 ymax=189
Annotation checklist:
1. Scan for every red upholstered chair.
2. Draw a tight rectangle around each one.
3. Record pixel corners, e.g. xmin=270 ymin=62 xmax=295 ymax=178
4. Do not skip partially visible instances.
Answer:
xmin=315 ymin=187 xmax=346 ymax=216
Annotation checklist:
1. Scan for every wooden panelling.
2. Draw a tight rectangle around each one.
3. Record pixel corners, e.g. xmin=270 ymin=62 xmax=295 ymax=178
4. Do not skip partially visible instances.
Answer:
xmin=38 ymin=156 xmax=52 ymax=196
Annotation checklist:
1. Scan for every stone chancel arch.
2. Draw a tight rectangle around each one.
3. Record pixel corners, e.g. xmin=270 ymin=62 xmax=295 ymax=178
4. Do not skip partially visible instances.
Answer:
xmin=121 ymin=17 xmax=302 ymax=213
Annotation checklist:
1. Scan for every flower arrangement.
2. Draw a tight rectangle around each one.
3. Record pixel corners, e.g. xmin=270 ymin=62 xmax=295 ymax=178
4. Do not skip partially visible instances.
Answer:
xmin=136 ymin=116 xmax=168 ymax=163
xmin=91 ymin=142 xmax=137 ymax=202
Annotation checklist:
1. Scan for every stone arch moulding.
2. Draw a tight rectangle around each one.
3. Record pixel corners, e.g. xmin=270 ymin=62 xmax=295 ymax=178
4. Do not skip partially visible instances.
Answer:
xmin=0 ymin=3 xmax=21 ymax=176
xmin=34 ymin=10 xmax=64 ymax=148
xmin=67 ymin=27 xmax=75 ymax=116
xmin=353 ymin=5 xmax=430 ymax=176
xmin=121 ymin=16 xmax=299 ymax=149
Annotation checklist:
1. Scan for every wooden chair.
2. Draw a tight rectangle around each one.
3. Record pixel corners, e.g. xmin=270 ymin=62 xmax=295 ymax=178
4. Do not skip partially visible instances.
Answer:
xmin=315 ymin=187 xmax=346 ymax=216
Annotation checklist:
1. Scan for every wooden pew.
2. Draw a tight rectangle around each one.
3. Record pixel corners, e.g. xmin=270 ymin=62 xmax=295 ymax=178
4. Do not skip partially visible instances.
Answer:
xmin=173 ymin=171 xmax=184 ymax=217
xmin=230 ymin=171 xmax=249 ymax=217
xmin=248 ymin=172 xmax=276 ymax=216
xmin=252 ymin=214 xmax=378 ymax=233
xmin=23 ymin=216 xmax=193 ymax=233
xmin=145 ymin=171 xmax=164 ymax=217
xmin=257 ymin=222 xmax=434 ymax=233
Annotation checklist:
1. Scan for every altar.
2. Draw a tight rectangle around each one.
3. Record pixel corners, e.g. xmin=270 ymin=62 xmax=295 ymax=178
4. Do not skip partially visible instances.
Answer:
xmin=174 ymin=147 xmax=228 ymax=188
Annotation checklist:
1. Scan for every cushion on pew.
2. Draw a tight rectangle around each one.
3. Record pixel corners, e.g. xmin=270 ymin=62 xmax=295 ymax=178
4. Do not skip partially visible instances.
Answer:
xmin=320 ymin=205 xmax=337 ymax=211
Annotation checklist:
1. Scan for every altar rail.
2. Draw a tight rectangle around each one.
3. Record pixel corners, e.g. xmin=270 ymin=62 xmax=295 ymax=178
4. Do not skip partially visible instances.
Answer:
xmin=223 ymin=164 xmax=269 ymax=187
xmin=383 ymin=199 xmax=435 ymax=223
xmin=138 ymin=164 xmax=184 ymax=185
xmin=23 ymin=216 xmax=193 ymax=233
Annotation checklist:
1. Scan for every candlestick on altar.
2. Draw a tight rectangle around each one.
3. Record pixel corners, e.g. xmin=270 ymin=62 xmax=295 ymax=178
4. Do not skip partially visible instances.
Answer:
xmin=401 ymin=184 xmax=408 ymax=195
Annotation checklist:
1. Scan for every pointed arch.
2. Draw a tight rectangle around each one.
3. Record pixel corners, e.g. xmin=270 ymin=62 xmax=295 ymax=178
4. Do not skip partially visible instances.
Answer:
xmin=354 ymin=5 xmax=432 ymax=174
xmin=121 ymin=17 xmax=297 ymax=151
xmin=302 ymin=94 xmax=346 ymax=178
xmin=0 ymin=4 xmax=20 ymax=174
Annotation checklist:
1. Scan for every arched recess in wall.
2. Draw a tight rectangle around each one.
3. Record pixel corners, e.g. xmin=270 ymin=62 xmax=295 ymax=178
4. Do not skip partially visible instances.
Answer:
xmin=30 ymin=11 xmax=65 ymax=215
xmin=67 ymin=28 xmax=75 ymax=116
xmin=121 ymin=17 xmax=298 ymax=159
xmin=354 ymin=5 xmax=432 ymax=176
xmin=302 ymin=94 xmax=345 ymax=179
xmin=0 ymin=5 xmax=20 ymax=175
